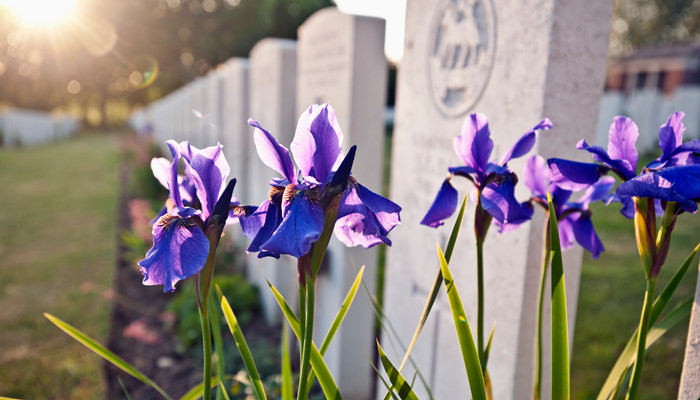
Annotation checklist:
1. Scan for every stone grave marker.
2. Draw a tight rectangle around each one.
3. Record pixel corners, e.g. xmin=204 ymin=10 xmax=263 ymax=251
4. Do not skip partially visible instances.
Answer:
xmin=247 ymin=38 xmax=298 ymax=324
xmin=203 ymin=70 xmax=223 ymax=146
xmin=295 ymin=8 xmax=387 ymax=400
xmin=679 ymin=265 xmax=700 ymax=399
xmin=381 ymin=1 xmax=613 ymax=399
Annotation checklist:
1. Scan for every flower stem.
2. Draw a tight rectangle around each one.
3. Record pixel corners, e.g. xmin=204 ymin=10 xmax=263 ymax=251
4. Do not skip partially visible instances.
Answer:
xmin=534 ymin=218 xmax=552 ymax=400
xmin=297 ymin=275 xmax=315 ymax=400
xmin=626 ymin=277 xmax=657 ymax=400
xmin=200 ymin=307 xmax=213 ymax=400
xmin=476 ymin=235 xmax=485 ymax=365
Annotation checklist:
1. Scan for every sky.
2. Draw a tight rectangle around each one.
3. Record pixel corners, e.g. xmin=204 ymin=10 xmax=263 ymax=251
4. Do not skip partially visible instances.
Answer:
xmin=334 ymin=0 xmax=407 ymax=63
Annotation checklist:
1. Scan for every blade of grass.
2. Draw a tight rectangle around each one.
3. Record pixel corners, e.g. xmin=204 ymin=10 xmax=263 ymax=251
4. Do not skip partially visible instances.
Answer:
xmin=548 ymin=192 xmax=570 ymax=400
xmin=220 ymin=296 xmax=267 ymax=400
xmin=437 ymin=244 xmax=486 ymax=400
xmin=377 ymin=340 xmax=420 ymax=400
xmin=44 ymin=313 xmax=174 ymax=400
xmin=219 ymin=382 xmax=231 ymax=400
xmin=282 ymin=324 xmax=294 ymax=400
xmin=118 ymin=377 xmax=134 ymax=400
xmin=179 ymin=377 xmax=221 ymax=400
xmin=398 ymin=194 xmax=468 ymax=371
xmin=597 ymin=243 xmax=699 ymax=400
xmin=267 ymin=282 xmax=343 ymax=400
xmin=306 ymin=266 xmax=365 ymax=392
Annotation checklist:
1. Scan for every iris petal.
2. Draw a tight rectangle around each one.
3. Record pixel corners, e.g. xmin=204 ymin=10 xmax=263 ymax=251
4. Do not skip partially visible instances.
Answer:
xmin=500 ymin=118 xmax=552 ymax=165
xmin=547 ymin=158 xmax=608 ymax=191
xmin=523 ymin=155 xmax=549 ymax=198
xmin=454 ymin=113 xmax=492 ymax=175
xmin=572 ymin=213 xmax=604 ymax=258
xmin=249 ymin=119 xmax=296 ymax=183
xmin=291 ymin=104 xmax=343 ymax=184
xmin=247 ymin=201 xmax=282 ymax=256
xmin=658 ymin=111 xmax=686 ymax=161
xmin=138 ymin=207 xmax=209 ymax=293
xmin=182 ymin=143 xmax=230 ymax=220
xmin=421 ymin=180 xmax=459 ymax=228
xmin=481 ymin=174 xmax=533 ymax=231
xmin=334 ymin=183 xmax=402 ymax=247
xmin=578 ymin=139 xmax=635 ymax=180
xmin=616 ymin=165 xmax=700 ymax=213
xmin=606 ymin=116 xmax=639 ymax=176
xmin=261 ymin=194 xmax=324 ymax=258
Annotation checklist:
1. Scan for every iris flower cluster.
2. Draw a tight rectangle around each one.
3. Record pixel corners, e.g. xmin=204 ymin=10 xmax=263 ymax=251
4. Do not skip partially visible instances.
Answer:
xmin=548 ymin=111 xmax=700 ymax=276
xmin=139 ymin=141 xmax=236 ymax=293
xmin=239 ymin=104 xmax=402 ymax=260
xmin=421 ymin=113 xmax=552 ymax=232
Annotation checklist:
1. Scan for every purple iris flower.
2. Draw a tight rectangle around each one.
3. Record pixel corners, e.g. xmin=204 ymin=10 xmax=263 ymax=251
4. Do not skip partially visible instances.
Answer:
xmin=524 ymin=155 xmax=614 ymax=258
xmin=548 ymin=112 xmax=700 ymax=217
xmin=421 ymin=113 xmax=552 ymax=231
xmin=139 ymin=141 xmax=236 ymax=292
xmin=243 ymin=104 xmax=401 ymax=259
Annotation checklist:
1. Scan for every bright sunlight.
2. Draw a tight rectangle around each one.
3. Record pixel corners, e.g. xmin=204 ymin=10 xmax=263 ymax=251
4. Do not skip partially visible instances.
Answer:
xmin=0 ymin=0 xmax=78 ymax=27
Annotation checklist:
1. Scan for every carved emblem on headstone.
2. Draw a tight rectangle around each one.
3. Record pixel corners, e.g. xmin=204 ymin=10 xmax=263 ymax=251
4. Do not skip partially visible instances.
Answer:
xmin=428 ymin=0 xmax=496 ymax=117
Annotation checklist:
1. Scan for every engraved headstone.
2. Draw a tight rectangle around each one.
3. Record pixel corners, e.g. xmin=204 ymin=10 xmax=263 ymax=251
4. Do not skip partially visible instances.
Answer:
xmin=247 ymin=38 xmax=298 ymax=324
xmin=381 ymin=1 xmax=613 ymax=398
xmin=296 ymin=8 xmax=387 ymax=400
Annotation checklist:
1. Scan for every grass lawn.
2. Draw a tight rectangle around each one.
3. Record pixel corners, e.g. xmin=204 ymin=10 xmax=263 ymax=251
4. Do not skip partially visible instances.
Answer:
xmin=0 ymin=134 xmax=119 ymax=399
xmin=572 ymin=198 xmax=700 ymax=399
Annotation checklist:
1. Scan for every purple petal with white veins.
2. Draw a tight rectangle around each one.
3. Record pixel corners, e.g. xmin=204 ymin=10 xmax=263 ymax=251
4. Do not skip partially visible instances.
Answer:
xmin=500 ymin=118 xmax=552 ymax=165
xmin=249 ymin=119 xmax=296 ymax=183
xmin=138 ymin=207 xmax=209 ymax=293
xmin=578 ymin=139 xmax=635 ymax=180
xmin=454 ymin=113 xmax=492 ymax=174
xmin=420 ymin=180 xmax=459 ymax=228
xmin=572 ymin=213 xmax=604 ymax=258
xmin=547 ymin=158 xmax=609 ymax=191
xmin=261 ymin=194 xmax=324 ymax=258
xmin=334 ymin=183 xmax=401 ymax=247
xmin=607 ymin=116 xmax=639 ymax=174
xmin=291 ymin=104 xmax=343 ymax=183
xmin=183 ymin=143 xmax=230 ymax=221
xmin=481 ymin=174 xmax=533 ymax=231
xmin=658 ymin=111 xmax=686 ymax=160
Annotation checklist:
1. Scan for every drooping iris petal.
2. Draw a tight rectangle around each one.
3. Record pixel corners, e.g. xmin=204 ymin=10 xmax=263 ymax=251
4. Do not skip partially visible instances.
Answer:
xmin=658 ymin=111 xmax=686 ymax=161
xmin=291 ymin=104 xmax=343 ymax=184
xmin=606 ymin=116 xmax=639 ymax=176
xmin=335 ymin=183 xmax=402 ymax=247
xmin=557 ymin=215 xmax=576 ymax=250
xmin=261 ymin=194 xmax=324 ymax=258
xmin=577 ymin=139 xmax=635 ymax=180
xmin=249 ymin=119 xmax=296 ymax=183
xmin=138 ymin=207 xmax=209 ymax=293
xmin=182 ymin=143 xmax=230 ymax=221
xmin=481 ymin=174 xmax=533 ymax=231
xmin=420 ymin=180 xmax=459 ymax=228
xmin=231 ymin=202 xmax=264 ymax=239
xmin=577 ymin=176 xmax=616 ymax=206
xmin=547 ymin=158 xmax=609 ymax=191
xmin=247 ymin=202 xmax=282 ymax=257
xmin=500 ymin=118 xmax=552 ymax=165
xmin=572 ymin=213 xmax=604 ymax=258
xmin=454 ymin=113 xmax=492 ymax=176
xmin=616 ymin=164 xmax=700 ymax=213
xmin=523 ymin=155 xmax=549 ymax=198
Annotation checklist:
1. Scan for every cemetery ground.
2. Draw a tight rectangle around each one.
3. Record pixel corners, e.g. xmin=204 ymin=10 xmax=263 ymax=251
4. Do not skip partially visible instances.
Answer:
xmin=1 ymin=132 xmax=699 ymax=399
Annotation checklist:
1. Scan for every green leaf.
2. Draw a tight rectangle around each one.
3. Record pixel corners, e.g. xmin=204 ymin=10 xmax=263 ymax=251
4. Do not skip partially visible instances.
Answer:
xmin=220 ymin=296 xmax=267 ymax=400
xmin=482 ymin=324 xmax=495 ymax=372
xmin=377 ymin=340 xmax=420 ymax=400
xmin=548 ymin=192 xmax=570 ymax=400
xmin=305 ymin=266 xmax=365 ymax=391
xmin=437 ymin=244 xmax=486 ymax=400
xmin=44 ymin=313 xmax=174 ymax=400
xmin=179 ymin=377 xmax=221 ymax=400
xmin=267 ymin=282 xmax=343 ymax=400
xmin=281 ymin=324 xmax=294 ymax=400
xmin=219 ymin=382 xmax=231 ymax=400
xmin=209 ymin=291 xmax=226 ymax=400
xmin=596 ymin=243 xmax=699 ymax=400
xmin=398 ymin=194 xmax=468 ymax=371
xmin=0 ymin=396 xmax=23 ymax=400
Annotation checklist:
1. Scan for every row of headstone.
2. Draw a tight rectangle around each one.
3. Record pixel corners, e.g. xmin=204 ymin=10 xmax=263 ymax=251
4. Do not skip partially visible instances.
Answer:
xmin=0 ymin=107 xmax=79 ymax=148
xmin=595 ymin=87 xmax=700 ymax=152
xmin=130 ymin=8 xmax=387 ymax=399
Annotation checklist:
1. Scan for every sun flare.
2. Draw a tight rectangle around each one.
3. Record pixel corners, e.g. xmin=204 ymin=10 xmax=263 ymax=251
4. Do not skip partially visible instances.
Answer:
xmin=0 ymin=0 xmax=78 ymax=27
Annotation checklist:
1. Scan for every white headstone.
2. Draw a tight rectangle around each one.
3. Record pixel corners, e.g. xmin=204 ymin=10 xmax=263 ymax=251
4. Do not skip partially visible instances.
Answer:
xmin=204 ymin=70 xmax=224 ymax=146
xmin=679 ymin=263 xmax=700 ymax=399
xmin=296 ymin=8 xmax=387 ymax=400
xmin=381 ymin=1 xmax=613 ymax=399
xmin=247 ymin=38 xmax=298 ymax=324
